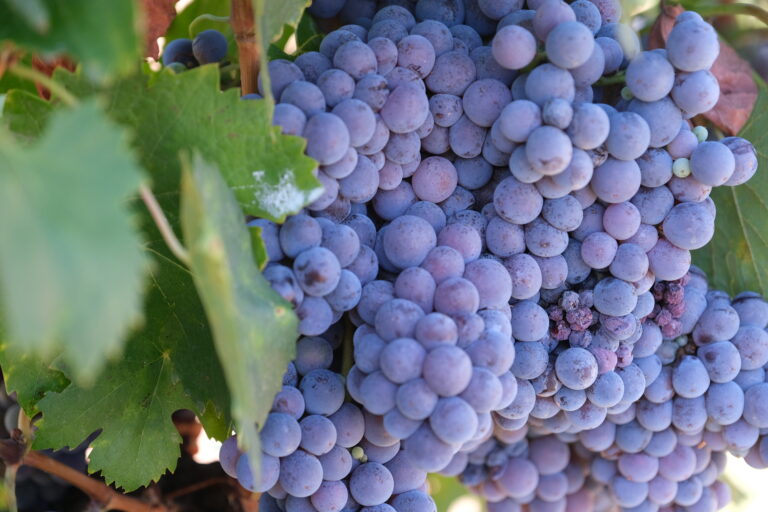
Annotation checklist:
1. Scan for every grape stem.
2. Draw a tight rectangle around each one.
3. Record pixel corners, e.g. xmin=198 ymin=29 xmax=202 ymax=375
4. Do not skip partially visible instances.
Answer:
xmin=7 ymin=64 xmax=78 ymax=107
xmin=520 ymin=50 xmax=548 ymax=74
xmin=139 ymin=183 xmax=191 ymax=266
xmin=230 ymin=0 xmax=260 ymax=96
xmin=674 ymin=1 xmax=768 ymax=25
xmin=341 ymin=317 xmax=355 ymax=376
xmin=595 ymin=71 xmax=627 ymax=87
xmin=21 ymin=450 xmax=168 ymax=512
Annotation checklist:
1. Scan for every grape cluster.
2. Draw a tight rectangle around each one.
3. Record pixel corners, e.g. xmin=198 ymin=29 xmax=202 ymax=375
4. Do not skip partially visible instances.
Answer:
xmin=219 ymin=336 xmax=434 ymax=511
xmin=186 ymin=0 xmax=768 ymax=510
xmin=163 ymin=29 xmax=229 ymax=71
xmin=251 ymin=213 xmax=372 ymax=336
xmin=459 ymin=272 xmax=768 ymax=512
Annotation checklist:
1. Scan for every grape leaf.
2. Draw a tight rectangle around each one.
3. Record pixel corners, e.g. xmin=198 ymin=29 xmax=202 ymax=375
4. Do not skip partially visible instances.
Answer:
xmin=0 ymin=0 xmax=139 ymax=80
xmin=248 ymin=224 xmax=270 ymax=270
xmin=180 ymin=153 xmax=297 ymax=480
xmin=34 ymin=329 xmax=197 ymax=491
xmin=295 ymin=10 xmax=323 ymax=54
xmin=256 ymin=0 xmax=312 ymax=98
xmin=693 ymin=80 xmax=768 ymax=296
xmin=4 ymin=0 xmax=50 ymax=33
xmin=0 ymin=75 xmax=233 ymax=441
xmin=63 ymin=66 xmax=322 ymax=222
xmin=0 ymin=343 xmax=68 ymax=415
xmin=0 ymin=56 xmax=39 ymax=96
xmin=33 ymin=217 xmax=231 ymax=490
xmin=0 ymin=100 xmax=148 ymax=386
xmin=623 ymin=0 xmax=657 ymax=16
xmin=1 ymin=89 xmax=53 ymax=139
xmin=141 ymin=0 xmax=177 ymax=59
xmin=165 ymin=0 xmax=229 ymax=43
xmin=257 ymin=0 xmax=310 ymax=52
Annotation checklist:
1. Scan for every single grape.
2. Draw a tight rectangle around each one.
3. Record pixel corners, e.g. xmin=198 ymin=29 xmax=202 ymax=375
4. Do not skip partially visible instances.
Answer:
xmin=525 ymin=63 xmax=576 ymax=106
xmin=606 ymin=111 xmax=651 ymax=161
xmin=545 ymin=21 xmax=595 ymax=69
xmin=499 ymin=100 xmax=542 ymax=142
xmin=462 ymin=78 xmax=512 ymax=127
xmin=425 ymin=50 xmax=477 ymax=95
xmin=628 ymin=97 xmax=683 ymax=149
xmin=294 ymin=51 xmax=332 ymax=83
xmin=304 ymin=112 xmax=351 ymax=166
xmin=525 ymin=126 xmax=573 ymax=176
xmin=626 ymin=51 xmax=675 ymax=102
xmin=162 ymin=38 xmax=198 ymax=68
xmin=690 ymin=141 xmax=736 ymax=186
xmin=533 ymin=0 xmax=577 ymax=40
xmin=413 ymin=19 xmax=455 ymax=56
xmin=491 ymin=25 xmax=537 ymax=70
xmin=666 ymin=19 xmax=719 ymax=72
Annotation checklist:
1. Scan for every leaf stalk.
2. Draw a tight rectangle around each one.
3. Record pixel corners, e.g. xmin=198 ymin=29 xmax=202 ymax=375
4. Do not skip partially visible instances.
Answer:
xmin=139 ymin=183 xmax=191 ymax=266
xmin=7 ymin=64 xmax=79 ymax=107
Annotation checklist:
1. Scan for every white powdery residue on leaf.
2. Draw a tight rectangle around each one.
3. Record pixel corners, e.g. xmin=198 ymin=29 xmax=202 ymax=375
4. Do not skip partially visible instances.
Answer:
xmin=250 ymin=169 xmax=323 ymax=217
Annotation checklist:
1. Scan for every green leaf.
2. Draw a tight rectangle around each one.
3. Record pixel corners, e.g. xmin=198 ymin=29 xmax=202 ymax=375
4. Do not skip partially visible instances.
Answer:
xmin=180 ymin=153 xmax=297 ymax=481
xmin=4 ymin=0 xmax=50 ymax=33
xmin=33 ymin=223 xmax=229 ymax=490
xmin=694 ymin=79 xmax=768 ymax=296
xmin=295 ymin=10 xmax=323 ymax=54
xmin=0 ymin=343 xmax=68 ymax=415
xmin=2 ymin=68 xmax=234 ymax=479
xmin=34 ymin=331 xmax=197 ymax=491
xmin=248 ymin=224 xmax=269 ymax=270
xmin=0 ymin=56 xmax=39 ymax=96
xmin=268 ymin=24 xmax=296 ymax=60
xmin=1 ymin=89 xmax=53 ymax=139
xmin=79 ymin=66 xmax=321 ymax=222
xmin=165 ymin=0 xmax=229 ymax=42
xmin=623 ymin=0 xmax=658 ymax=17
xmin=0 ymin=0 xmax=139 ymax=80
xmin=257 ymin=0 xmax=310 ymax=51
xmin=0 ymin=100 xmax=148 ymax=386
xmin=428 ymin=475 xmax=475 ymax=512
xmin=256 ymin=0 xmax=311 ymax=99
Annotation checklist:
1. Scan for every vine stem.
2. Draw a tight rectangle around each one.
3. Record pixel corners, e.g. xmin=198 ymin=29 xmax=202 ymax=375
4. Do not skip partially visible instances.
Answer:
xmin=675 ymin=1 xmax=768 ymax=25
xmin=595 ymin=71 xmax=627 ymax=87
xmin=22 ymin=451 xmax=167 ymax=512
xmin=5 ymin=465 xmax=17 ymax=512
xmin=139 ymin=183 xmax=191 ymax=266
xmin=230 ymin=0 xmax=260 ymax=96
xmin=7 ymin=64 xmax=78 ymax=107
xmin=163 ymin=477 xmax=232 ymax=500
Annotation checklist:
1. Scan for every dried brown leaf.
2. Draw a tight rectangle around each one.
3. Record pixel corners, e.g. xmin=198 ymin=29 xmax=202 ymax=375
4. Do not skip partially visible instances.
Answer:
xmin=141 ymin=0 xmax=177 ymax=59
xmin=647 ymin=4 xmax=684 ymax=50
xmin=706 ymin=42 xmax=759 ymax=134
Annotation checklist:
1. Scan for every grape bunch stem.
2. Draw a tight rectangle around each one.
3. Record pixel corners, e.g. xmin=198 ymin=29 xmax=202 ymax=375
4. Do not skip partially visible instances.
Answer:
xmin=230 ymin=0 xmax=260 ymax=96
